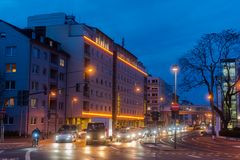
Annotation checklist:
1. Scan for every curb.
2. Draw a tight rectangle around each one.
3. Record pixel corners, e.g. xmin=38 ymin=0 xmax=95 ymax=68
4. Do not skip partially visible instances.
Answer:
xmin=217 ymin=136 xmax=240 ymax=141
xmin=140 ymin=142 xmax=185 ymax=151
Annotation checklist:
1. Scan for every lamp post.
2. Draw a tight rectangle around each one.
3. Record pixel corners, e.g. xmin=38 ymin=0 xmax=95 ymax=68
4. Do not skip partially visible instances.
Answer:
xmin=71 ymin=97 xmax=78 ymax=125
xmin=171 ymin=64 xmax=179 ymax=149
xmin=47 ymin=91 xmax=56 ymax=138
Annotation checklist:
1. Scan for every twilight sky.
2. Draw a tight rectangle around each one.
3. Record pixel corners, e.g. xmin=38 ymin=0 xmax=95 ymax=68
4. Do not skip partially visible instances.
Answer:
xmin=1 ymin=0 xmax=240 ymax=104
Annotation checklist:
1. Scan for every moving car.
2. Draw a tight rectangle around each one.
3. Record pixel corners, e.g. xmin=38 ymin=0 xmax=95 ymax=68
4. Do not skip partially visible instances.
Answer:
xmin=55 ymin=130 xmax=77 ymax=143
xmin=86 ymin=122 xmax=107 ymax=144
xmin=55 ymin=125 xmax=78 ymax=143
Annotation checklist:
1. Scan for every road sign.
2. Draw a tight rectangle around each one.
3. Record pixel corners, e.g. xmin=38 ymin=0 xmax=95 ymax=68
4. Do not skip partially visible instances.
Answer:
xmin=171 ymin=103 xmax=179 ymax=111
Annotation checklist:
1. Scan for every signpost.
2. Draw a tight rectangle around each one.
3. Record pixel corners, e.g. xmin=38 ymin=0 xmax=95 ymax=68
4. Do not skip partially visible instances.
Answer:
xmin=171 ymin=103 xmax=179 ymax=149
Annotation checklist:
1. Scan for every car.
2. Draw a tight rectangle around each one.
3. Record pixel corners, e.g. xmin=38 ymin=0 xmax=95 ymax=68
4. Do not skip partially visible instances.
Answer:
xmin=116 ymin=129 xmax=133 ymax=142
xmin=86 ymin=122 xmax=107 ymax=144
xmin=55 ymin=130 xmax=77 ymax=143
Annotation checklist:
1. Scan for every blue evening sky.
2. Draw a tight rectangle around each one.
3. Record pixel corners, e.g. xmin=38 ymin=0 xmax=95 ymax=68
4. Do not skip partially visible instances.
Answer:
xmin=1 ymin=0 xmax=240 ymax=104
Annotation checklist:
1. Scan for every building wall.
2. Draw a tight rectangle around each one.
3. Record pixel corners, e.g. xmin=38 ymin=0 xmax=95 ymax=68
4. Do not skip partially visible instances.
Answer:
xmin=27 ymin=13 xmax=147 ymax=129
xmin=0 ymin=21 xmax=30 ymax=134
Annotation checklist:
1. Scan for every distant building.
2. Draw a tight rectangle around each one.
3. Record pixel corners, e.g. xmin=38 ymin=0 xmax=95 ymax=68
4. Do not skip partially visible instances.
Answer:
xmin=0 ymin=20 xmax=69 ymax=135
xmin=27 ymin=13 xmax=148 ymax=134
xmin=146 ymin=76 xmax=173 ymax=126
xmin=218 ymin=58 xmax=240 ymax=128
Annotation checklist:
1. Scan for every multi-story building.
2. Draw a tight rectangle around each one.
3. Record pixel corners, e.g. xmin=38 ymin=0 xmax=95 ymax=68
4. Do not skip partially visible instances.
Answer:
xmin=146 ymin=76 xmax=173 ymax=126
xmin=0 ymin=20 xmax=69 ymax=135
xmin=219 ymin=58 xmax=240 ymax=128
xmin=27 ymin=13 xmax=148 ymax=134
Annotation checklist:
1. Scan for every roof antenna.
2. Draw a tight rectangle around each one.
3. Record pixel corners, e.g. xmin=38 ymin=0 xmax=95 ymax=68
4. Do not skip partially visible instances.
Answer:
xmin=121 ymin=37 xmax=125 ymax=48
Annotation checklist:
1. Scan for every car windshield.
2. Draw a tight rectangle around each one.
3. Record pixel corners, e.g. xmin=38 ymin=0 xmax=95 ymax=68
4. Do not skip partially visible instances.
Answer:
xmin=87 ymin=123 xmax=105 ymax=131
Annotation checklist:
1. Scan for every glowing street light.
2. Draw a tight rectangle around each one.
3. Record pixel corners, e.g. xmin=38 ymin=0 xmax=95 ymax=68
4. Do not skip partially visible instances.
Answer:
xmin=171 ymin=64 xmax=179 ymax=150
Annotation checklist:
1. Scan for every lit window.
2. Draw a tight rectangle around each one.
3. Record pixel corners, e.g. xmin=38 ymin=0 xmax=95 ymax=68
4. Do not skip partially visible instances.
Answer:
xmin=4 ymin=97 xmax=14 ymax=107
xmin=5 ymin=46 xmax=16 ymax=56
xmin=30 ymin=117 xmax=37 ymax=124
xmin=6 ymin=63 xmax=16 ymax=73
xmin=59 ymin=59 xmax=65 ymax=67
xmin=30 ymin=98 xmax=37 ymax=108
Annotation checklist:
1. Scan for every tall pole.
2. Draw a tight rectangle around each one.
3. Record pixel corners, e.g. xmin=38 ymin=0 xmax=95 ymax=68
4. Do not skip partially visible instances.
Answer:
xmin=172 ymin=64 xmax=178 ymax=149
xmin=174 ymin=71 xmax=177 ymax=149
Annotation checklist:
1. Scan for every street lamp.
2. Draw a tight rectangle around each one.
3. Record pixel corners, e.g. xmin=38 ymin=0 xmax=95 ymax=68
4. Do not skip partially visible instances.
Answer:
xmin=171 ymin=64 xmax=179 ymax=149
xmin=47 ymin=90 xmax=57 ymax=137
xmin=71 ymin=97 xmax=78 ymax=125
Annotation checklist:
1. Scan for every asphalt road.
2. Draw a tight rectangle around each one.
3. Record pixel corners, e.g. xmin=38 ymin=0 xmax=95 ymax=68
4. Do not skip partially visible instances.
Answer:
xmin=0 ymin=131 xmax=240 ymax=160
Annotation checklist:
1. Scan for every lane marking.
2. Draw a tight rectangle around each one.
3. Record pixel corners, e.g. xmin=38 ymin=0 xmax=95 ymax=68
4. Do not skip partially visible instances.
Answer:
xmin=188 ymin=155 xmax=201 ymax=159
xmin=110 ymin=146 xmax=119 ymax=151
xmin=25 ymin=148 xmax=36 ymax=160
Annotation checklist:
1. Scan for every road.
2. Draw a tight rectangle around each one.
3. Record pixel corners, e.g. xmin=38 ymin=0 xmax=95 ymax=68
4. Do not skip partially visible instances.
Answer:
xmin=0 ymin=131 xmax=240 ymax=160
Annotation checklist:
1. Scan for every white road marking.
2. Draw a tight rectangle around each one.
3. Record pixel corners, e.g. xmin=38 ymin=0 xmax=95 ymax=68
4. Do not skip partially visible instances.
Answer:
xmin=182 ymin=137 xmax=186 ymax=142
xmin=110 ymin=146 xmax=119 ymax=151
xmin=170 ymin=138 xmax=174 ymax=142
xmin=188 ymin=155 xmax=201 ymax=159
xmin=25 ymin=148 xmax=36 ymax=160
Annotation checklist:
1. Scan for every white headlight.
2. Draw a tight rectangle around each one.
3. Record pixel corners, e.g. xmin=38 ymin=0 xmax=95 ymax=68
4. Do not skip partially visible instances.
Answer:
xmin=132 ymin=134 xmax=136 ymax=138
xmin=100 ymin=135 xmax=105 ymax=139
xmin=127 ymin=135 xmax=130 ymax=138
xmin=86 ymin=135 xmax=90 ymax=139
xmin=138 ymin=133 xmax=142 ymax=136
xmin=117 ymin=135 xmax=121 ymax=138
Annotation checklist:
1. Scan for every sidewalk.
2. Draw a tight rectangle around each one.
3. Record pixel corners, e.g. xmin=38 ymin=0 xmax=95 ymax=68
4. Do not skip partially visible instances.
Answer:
xmin=0 ymin=137 xmax=52 ymax=150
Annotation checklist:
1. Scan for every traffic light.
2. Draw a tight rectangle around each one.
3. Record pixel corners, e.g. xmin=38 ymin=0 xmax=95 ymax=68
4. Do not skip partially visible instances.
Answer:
xmin=76 ymin=83 xmax=80 ymax=92
xmin=171 ymin=111 xmax=179 ymax=119
xmin=151 ymin=111 xmax=160 ymax=121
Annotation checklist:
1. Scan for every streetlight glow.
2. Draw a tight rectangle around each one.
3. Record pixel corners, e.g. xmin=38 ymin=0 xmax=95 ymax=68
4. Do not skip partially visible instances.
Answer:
xmin=72 ymin=97 xmax=78 ymax=102
xmin=50 ymin=91 xmax=57 ymax=97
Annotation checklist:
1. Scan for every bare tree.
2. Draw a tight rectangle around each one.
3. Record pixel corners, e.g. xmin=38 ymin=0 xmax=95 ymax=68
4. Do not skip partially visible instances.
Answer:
xmin=179 ymin=29 xmax=240 ymax=131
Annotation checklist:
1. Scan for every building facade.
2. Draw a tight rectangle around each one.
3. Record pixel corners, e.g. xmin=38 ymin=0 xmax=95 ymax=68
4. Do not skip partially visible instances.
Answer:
xmin=146 ymin=76 xmax=173 ymax=127
xmin=0 ymin=20 xmax=69 ymax=135
xmin=219 ymin=59 xmax=240 ymax=128
xmin=27 ymin=13 xmax=148 ymax=134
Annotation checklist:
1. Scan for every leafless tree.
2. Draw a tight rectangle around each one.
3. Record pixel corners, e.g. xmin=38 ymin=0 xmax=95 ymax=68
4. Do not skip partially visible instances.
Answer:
xmin=179 ymin=29 xmax=240 ymax=131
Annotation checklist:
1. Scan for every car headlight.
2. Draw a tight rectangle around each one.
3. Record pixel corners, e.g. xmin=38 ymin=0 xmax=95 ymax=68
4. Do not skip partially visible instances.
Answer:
xmin=67 ymin=135 xmax=72 ymax=139
xmin=132 ymin=134 xmax=136 ymax=138
xmin=86 ymin=135 xmax=91 ymax=139
xmin=100 ymin=135 xmax=105 ymax=139
xmin=55 ymin=135 xmax=59 ymax=140
xmin=127 ymin=135 xmax=131 ymax=138
xmin=117 ymin=134 xmax=121 ymax=138
xmin=153 ymin=130 xmax=157 ymax=134
xmin=138 ymin=133 xmax=142 ymax=136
